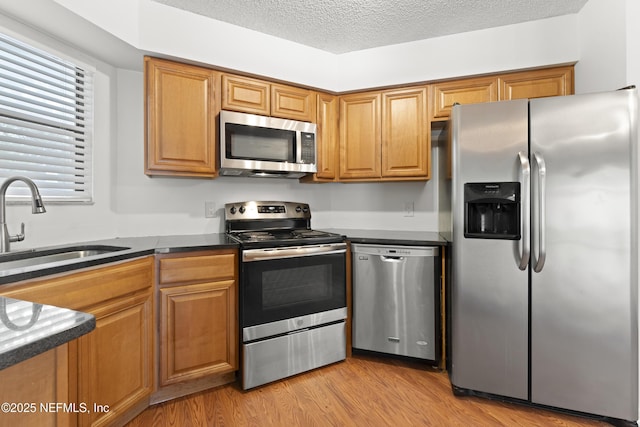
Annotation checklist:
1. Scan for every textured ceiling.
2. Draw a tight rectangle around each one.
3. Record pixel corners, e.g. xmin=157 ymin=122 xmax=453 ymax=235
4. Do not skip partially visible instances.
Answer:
xmin=152 ymin=0 xmax=589 ymax=54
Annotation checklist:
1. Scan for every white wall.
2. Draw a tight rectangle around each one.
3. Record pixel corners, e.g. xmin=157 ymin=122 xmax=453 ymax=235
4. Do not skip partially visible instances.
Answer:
xmin=111 ymin=68 xmax=438 ymax=236
xmin=578 ymin=1 xmax=640 ymax=421
xmin=2 ymin=0 xmax=636 ymax=250
xmin=53 ymin=0 xmax=580 ymax=92
xmin=0 ymin=11 xmax=121 ymax=250
xmin=575 ymin=0 xmax=627 ymax=92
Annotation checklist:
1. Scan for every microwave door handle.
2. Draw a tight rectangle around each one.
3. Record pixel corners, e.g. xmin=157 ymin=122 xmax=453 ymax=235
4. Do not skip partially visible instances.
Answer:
xmin=296 ymin=130 xmax=302 ymax=164
xmin=517 ymin=151 xmax=530 ymax=271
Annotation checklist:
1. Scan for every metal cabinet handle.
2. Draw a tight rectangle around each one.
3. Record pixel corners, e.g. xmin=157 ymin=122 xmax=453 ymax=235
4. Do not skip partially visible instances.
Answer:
xmin=517 ymin=151 xmax=530 ymax=271
xmin=532 ymin=152 xmax=547 ymax=272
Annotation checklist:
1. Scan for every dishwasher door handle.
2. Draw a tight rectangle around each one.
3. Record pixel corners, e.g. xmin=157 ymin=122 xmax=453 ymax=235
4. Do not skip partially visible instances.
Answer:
xmin=380 ymin=255 xmax=405 ymax=262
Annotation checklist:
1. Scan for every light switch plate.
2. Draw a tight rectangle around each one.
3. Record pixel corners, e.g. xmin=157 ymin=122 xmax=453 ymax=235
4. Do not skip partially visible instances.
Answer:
xmin=205 ymin=201 xmax=216 ymax=218
xmin=403 ymin=201 xmax=414 ymax=217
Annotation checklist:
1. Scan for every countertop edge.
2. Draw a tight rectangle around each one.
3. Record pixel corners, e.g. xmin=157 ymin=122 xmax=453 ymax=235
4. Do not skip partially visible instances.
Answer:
xmin=0 ymin=229 xmax=445 ymax=369
xmin=0 ymin=234 xmax=240 ymax=286
xmin=0 ymin=305 xmax=95 ymax=371
xmin=321 ymin=229 xmax=450 ymax=246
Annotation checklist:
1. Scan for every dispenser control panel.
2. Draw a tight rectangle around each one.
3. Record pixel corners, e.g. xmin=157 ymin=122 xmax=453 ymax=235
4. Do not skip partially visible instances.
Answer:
xmin=464 ymin=182 xmax=521 ymax=240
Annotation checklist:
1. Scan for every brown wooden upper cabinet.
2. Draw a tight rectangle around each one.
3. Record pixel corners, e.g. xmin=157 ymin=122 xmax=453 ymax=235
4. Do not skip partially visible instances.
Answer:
xmin=220 ymin=74 xmax=270 ymax=116
xmin=430 ymin=76 xmax=498 ymax=121
xmin=143 ymin=57 xmax=573 ymax=182
xmin=339 ymin=91 xmax=381 ymax=180
xmin=340 ymin=87 xmax=430 ymax=181
xmin=145 ymin=57 xmax=220 ymax=177
xmin=498 ymin=66 xmax=574 ymax=101
xmin=312 ymin=93 xmax=340 ymax=181
xmin=271 ymin=83 xmax=317 ymax=122
xmin=430 ymin=66 xmax=574 ymax=121
xmin=221 ymin=73 xmax=316 ymax=122
xmin=382 ymin=87 xmax=430 ymax=178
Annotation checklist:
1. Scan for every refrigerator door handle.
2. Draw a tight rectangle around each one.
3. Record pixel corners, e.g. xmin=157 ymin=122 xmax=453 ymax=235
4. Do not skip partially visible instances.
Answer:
xmin=532 ymin=152 xmax=547 ymax=272
xmin=517 ymin=151 xmax=530 ymax=270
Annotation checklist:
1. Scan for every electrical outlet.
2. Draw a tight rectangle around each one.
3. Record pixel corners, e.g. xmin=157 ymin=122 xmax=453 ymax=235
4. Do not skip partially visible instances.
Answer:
xmin=403 ymin=201 xmax=414 ymax=217
xmin=205 ymin=201 xmax=216 ymax=218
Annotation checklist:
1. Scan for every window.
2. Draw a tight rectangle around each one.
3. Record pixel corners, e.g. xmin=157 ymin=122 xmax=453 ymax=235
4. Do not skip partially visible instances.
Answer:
xmin=0 ymin=31 xmax=94 ymax=203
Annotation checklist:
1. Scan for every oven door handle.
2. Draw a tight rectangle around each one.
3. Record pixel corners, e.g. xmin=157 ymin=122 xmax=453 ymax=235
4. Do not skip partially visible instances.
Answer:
xmin=242 ymin=243 xmax=347 ymax=262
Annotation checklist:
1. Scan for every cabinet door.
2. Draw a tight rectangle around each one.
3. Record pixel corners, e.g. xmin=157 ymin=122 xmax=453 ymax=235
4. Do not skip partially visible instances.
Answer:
xmin=145 ymin=57 xmax=219 ymax=177
xmin=499 ymin=66 xmax=574 ymax=100
xmin=430 ymin=77 xmax=497 ymax=121
xmin=221 ymin=74 xmax=270 ymax=115
xmin=159 ymin=280 xmax=237 ymax=386
xmin=77 ymin=291 xmax=153 ymax=427
xmin=271 ymin=84 xmax=316 ymax=122
xmin=313 ymin=93 xmax=339 ymax=180
xmin=382 ymin=87 xmax=429 ymax=178
xmin=339 ymin=92 xmax=381 ymax=179
xmin=0 ymin=346 xmax=71 ymax=427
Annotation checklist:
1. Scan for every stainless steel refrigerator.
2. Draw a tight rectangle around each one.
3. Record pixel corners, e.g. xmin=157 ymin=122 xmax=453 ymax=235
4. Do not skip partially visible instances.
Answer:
xmin=450 ymin=87 xmax=639 ymax=423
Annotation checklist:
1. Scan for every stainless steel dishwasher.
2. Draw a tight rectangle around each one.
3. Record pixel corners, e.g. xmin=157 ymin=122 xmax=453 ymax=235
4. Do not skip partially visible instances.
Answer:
xmin=352 ymin=244 xmax=439 ymax=362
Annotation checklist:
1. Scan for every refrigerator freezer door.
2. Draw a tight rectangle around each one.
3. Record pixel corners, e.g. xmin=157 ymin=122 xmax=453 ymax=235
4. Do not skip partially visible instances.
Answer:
xmin=530 ymin=89 xmax=638 ymax=420
xmin=450 ymin=99 xmax=530 ymax=399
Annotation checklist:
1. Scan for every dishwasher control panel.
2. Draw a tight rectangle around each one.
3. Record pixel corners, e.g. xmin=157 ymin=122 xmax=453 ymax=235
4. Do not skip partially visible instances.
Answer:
xmin=352 ymin=244 xmax=438 ymax=257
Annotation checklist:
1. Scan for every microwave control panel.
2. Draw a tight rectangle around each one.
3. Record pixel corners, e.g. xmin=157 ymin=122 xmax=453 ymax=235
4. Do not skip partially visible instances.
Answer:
xmin=300 ymin=132 xmax=316 ymax=164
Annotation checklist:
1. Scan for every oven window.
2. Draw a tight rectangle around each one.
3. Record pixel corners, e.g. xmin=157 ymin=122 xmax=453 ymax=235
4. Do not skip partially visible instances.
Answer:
xmin=226 ymin=123 xmax=295 ymax=162
xmin=262 ymin=265 xmax=332 ymax=309
xmin=241 ymin=252 xmax=346 ymax=327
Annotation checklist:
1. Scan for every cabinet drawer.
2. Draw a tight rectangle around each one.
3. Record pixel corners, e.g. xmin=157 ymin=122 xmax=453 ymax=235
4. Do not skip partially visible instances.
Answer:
xmin=158 ymin=250 xmax=237 ymax=285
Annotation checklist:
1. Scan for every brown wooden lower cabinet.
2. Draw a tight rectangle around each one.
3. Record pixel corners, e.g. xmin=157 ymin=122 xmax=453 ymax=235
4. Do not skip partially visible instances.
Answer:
xmin=159 ymin=280 xmax=236 ymax=385
xmin=77 ymin=291 xmax=153 ymax=427
xmin=0 ymin=346 xmax=71 ymax=427
xmin=152 ymin=249 xmax=238 ymax=403
xmin=0 ymin=257 xmax=155 ymax=427
xmin=0 ymin=250 xmax=240 ymax=424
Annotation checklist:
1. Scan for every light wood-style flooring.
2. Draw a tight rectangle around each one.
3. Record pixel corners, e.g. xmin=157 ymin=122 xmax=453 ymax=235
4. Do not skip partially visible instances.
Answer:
xmin=126 ymin=354 xmax=609 ymax=426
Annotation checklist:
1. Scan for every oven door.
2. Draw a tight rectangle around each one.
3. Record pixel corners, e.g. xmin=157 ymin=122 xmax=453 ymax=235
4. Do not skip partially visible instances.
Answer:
xmin=240 ymin=243 xmax=347 ymax=339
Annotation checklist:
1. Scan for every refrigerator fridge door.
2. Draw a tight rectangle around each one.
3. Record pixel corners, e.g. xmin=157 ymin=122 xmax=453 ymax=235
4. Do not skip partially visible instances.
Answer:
xmin=530 ymin=89 xmax=638 ymax=420
xmin=450 ymin=99 xmax=530 ymax=399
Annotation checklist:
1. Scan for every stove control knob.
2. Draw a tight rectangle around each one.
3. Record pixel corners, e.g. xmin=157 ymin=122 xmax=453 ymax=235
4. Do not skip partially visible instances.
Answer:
xmin=229 ymin=206 xmax=236 ymax=214
xmin=302 ymin=205 xmax=309 ymax=213
xmin=239 ymin=206 xmax=246 ymax=214
xmin=295 ymin=205 xmax=302 ymax=213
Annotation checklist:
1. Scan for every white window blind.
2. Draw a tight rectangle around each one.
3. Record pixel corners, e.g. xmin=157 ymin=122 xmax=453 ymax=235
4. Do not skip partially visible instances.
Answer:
xmin=0 ymin=32 xmax=94 ymax=203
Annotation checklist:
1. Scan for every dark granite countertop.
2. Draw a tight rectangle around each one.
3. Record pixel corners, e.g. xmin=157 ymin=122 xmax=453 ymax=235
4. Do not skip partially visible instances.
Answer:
xmin=0 ymin=296 xmax=95 ymax=370
xmin=0 ymin=233 xmax=238 ymax=286
xmin=0 ymin=228 xmax=446 ymax=369
xmin=322 ymin=228 xmax=449 ymax=246
xmin=0 ymin=233 xmax=237 ymax=369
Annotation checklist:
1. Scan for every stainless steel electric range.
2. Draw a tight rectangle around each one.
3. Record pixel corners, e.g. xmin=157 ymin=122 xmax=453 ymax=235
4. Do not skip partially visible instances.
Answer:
xmin=225 ymin=201 xmax=347 ymax=390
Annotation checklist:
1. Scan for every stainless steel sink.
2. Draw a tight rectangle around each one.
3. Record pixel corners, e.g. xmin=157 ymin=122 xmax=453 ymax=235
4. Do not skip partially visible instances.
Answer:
xmin=0 ymin=245 xmax=130 ymax=271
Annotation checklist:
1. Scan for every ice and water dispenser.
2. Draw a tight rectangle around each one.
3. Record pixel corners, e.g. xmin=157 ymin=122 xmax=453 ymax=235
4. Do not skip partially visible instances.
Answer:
xmin=464 ymin=182 xmax=520 ymax=239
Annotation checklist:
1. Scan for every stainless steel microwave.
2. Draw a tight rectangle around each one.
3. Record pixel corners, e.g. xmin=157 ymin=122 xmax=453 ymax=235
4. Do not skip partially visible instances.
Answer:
xmin=219 ymin=110 xmax=317 ymax=178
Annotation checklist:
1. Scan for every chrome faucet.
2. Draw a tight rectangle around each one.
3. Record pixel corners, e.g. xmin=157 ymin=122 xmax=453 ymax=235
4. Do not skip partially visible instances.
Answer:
xmin=0 ymin=176 xmax=46 ymax=253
